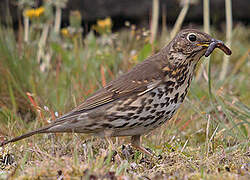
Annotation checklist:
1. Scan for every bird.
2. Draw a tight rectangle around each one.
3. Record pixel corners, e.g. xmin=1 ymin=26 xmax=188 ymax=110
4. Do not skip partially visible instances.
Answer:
xmin=0 ymin=29 xmax=231 ymax=157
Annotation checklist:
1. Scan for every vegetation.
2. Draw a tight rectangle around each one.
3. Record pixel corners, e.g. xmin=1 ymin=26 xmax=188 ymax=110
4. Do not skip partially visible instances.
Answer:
xmin=0 ymin=1 xmax=249 ymax=179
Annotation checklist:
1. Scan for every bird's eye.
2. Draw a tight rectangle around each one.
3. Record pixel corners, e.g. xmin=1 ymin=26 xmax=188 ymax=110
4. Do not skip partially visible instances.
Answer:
xmin=187 ymin=33 xmax=197 ymax=42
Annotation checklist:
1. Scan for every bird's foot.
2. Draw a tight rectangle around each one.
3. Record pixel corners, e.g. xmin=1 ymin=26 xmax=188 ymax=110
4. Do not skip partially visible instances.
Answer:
xmin=131 ymin=135 xmax=160 ymax=159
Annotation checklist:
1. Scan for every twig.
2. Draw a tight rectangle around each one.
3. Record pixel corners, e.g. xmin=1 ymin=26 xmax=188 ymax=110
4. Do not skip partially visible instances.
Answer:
xmin=161 ymin=3 xmax=167 ymax=35
xmin=181 ymin=139 xmax=189 ymax=153
xmin=54 ymin=6 xmax=62 ymax=34
xmin=26 ymin=92 xmax=44 ymax=122
xmin=219 ymin=0 xmax=232 ymax=80
xmin=37 ymin=23 xmax=50 ymax=71
xmin=210 ymin=125 xmax=219 ymax=142
xmin=196 ymin=0 xmax=210 ymax=82
xmin=160 ymin=3 xmax=168 ymax=46
xmin=206 ymin=114 xmax=210 ymax=157
xmin=170 ymin=0 xmax=190 ymax=39
xmin=100 ymin=65 xmax=106 ymax=87
xmin=150 ymin=0 xmax=159 ymax=44
xmin=203 ymin=0 xmax=210 ymax=34
xmin=24 ymin=16 xmax=29 ymax=42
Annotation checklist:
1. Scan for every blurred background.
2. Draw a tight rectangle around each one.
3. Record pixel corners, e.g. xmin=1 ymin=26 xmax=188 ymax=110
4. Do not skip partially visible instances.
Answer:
xmin=0 ymin=0 xmax=249 ymax=30
xmin=0 ymin=0 xmax=249 ymax=178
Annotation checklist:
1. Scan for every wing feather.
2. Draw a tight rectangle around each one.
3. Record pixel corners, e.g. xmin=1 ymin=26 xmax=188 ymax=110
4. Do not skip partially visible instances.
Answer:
xmin=58 ymin=52 xmax=167 ymax=120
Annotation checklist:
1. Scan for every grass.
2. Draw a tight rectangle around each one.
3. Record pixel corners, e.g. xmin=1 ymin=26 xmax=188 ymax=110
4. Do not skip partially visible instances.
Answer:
xmin=0 ymin=12 xmax=249 ymax=179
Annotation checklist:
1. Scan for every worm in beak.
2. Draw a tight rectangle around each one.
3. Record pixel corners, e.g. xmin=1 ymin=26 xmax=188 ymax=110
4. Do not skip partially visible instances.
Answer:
xmin=204 ymin=39 xmax=232 ymax=57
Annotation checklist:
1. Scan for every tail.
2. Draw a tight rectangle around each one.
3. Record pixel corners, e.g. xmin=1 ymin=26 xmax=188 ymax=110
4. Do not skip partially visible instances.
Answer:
xmin=1 ymin=110 xmax=90 ymax=147
xmin=0 ymin=126 xmax=51 ymax=147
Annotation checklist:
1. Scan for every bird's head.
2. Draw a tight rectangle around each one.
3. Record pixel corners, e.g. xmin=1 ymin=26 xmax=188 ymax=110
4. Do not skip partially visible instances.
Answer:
xmin=166 ymin=29 xmax=232 ymax=66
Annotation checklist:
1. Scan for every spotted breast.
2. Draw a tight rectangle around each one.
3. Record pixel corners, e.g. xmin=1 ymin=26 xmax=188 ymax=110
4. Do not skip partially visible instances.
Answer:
xmin=94 ymin=60 xmax=197 ymax=137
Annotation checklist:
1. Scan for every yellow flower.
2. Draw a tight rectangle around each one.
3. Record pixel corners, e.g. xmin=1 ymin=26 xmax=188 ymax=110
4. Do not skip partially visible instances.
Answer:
xmin=24 ymin=9 xmax=35 ymax=18
xmin=61 ymin=28 xmax=69 ymax=37
xmin=24 ymin=7 xmax=45 ymax=18
xmin=93 ymin=17 xmax=112 ymax=34
xmin=34 ymin=7 xmax=45 ymax=17
xmin=97 ymin=17 xmax=112 ymax=28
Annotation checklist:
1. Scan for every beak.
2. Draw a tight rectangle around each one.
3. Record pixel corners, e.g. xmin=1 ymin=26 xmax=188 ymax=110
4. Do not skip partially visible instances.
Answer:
xmin=197 ymin=39 xmax=232 ymax=57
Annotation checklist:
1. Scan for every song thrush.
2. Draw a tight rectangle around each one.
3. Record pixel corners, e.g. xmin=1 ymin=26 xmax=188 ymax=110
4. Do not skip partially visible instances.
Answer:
xmin=1 ymin=29 xmax=231 ymax=157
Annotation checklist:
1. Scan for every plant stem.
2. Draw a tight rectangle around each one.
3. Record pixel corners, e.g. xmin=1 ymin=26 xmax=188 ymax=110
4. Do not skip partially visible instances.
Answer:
xmin=150 ymin=0 xmax=159 ymax=44
xmin=170 ymin=0 xmax=189 ymax=39
xmin=196 ymin=0 xmax=210 ymax=82
xmin=220 ymin=0 xmax=232 ymax=81
xmin=54 ymin=6 xmax=62 ymax=34
xmin=37 ymin=24 xmax=50 ymax=71
xmin=24 ymin=16 xmax=29 ymax=42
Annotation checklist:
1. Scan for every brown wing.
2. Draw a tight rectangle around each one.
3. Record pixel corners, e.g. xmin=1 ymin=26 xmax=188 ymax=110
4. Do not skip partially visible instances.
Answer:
xmin=77 ymin=53 xmax=165 ymax=109
xmin=58 ymin=52 xmax=167 ymax=120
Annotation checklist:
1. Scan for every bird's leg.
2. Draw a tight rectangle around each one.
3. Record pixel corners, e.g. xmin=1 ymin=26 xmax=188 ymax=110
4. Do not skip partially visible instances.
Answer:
xmin=131 ymin=135 xmax=155 ymax=158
